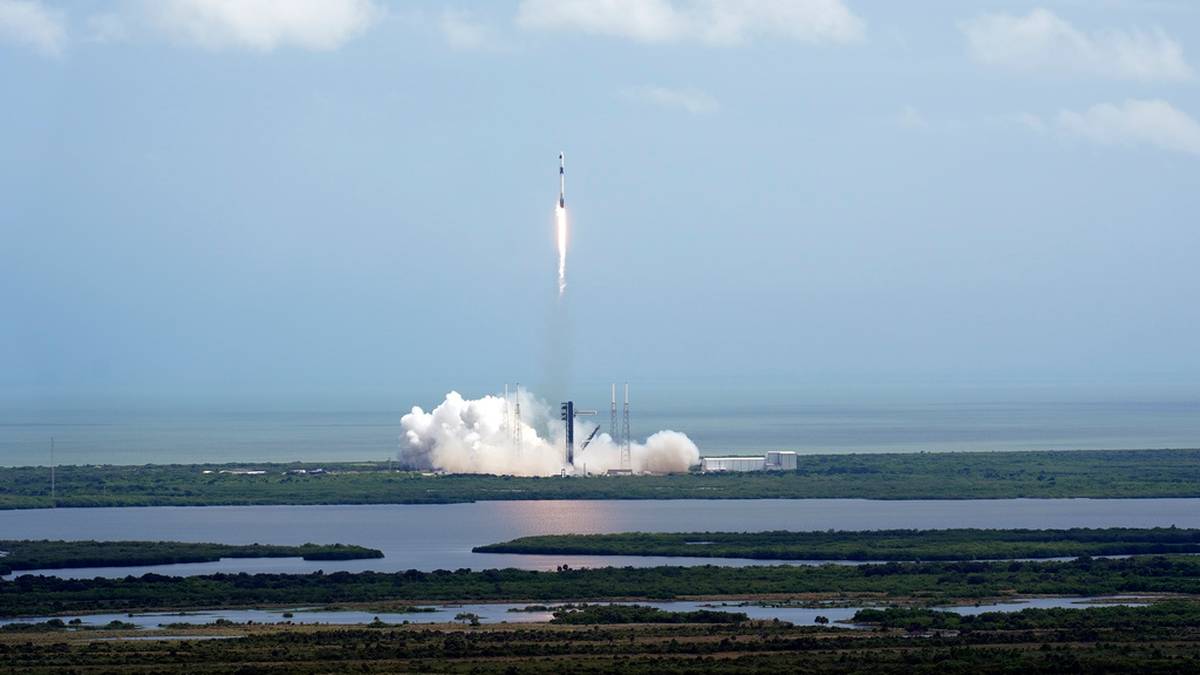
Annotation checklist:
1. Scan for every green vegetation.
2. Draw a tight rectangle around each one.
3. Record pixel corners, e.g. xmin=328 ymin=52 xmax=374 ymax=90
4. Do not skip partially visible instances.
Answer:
xmin=476 ymin=527 xmax=1200 ymax=561
xmin=4 ymin=602 xmax=1200 ymax=673
xmin=3 ymin=448 xmax=1200 ymax=509
xmin=4 ymin=556 xmax=1200 ymax=617
xmin=550 ymin=604 xmax=749 ymax=624
xmin=0 ymin=620 xmax=70 ymax=633
xmin=1 ymin=619 xmax=138 ymax=633
xmin=0 ymin=540 xmax=383 ymax=575
xmin=453 ymin=612 xmax=481 ymax=626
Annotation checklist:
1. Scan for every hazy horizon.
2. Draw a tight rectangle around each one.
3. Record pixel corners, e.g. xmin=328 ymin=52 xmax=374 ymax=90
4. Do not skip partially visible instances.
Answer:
xmin=4 ymin=1 xmax=1198 ymax=421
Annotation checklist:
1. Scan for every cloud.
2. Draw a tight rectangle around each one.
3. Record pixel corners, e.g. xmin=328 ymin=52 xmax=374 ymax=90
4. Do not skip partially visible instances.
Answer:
xmin=1014 ymin=112 xmax=1048 ymax=134
xmin=517 ymin=0 xmax=864 ymax=46
xmin=0 ymin=0 xmax=66 ymax=56
xmin=440 ymin=9 xmax=498 ymax=51
xmin=896 ymin=105 xmax=928 ymax=130
xmin=146 ymin=0 xmax=381 ymax=51
xmin=624 ymin=85 xmax=719 ymax=114
xmin=1056 ymin=99 xmax=1200 ymax=155
xmin=960 ymin=8 xmax=1192 ymax=81
xmin=85 ymin=12 xmax=130 ymax=44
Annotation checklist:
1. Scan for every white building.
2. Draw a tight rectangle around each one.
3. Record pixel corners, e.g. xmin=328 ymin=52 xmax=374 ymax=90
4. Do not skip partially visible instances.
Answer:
xmin=700 ymin=456 xmax=766 ymax=472
xmin=765 ymin=451 xmax=798 ymax=471
xmin=700 ymin=451 xmax=799 ymax=473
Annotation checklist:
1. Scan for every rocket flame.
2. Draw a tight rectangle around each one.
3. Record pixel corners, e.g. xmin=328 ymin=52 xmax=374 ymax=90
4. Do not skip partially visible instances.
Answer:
xmin=555 ymin=204 xmax=568 ymax=296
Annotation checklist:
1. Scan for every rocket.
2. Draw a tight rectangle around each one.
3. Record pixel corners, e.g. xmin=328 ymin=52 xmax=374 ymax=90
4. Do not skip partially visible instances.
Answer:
xmin=558 ymin=152 xmax=565 ymax=208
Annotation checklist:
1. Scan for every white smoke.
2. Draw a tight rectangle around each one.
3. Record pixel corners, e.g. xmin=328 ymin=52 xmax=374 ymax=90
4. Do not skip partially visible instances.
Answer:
xmin=399 ymin=390 xmax=700 ymax=476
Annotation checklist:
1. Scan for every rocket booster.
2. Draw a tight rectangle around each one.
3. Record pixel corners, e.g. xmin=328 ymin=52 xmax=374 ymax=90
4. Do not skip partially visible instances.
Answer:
xmin=558 ymin=152 xmax=565 ymax=208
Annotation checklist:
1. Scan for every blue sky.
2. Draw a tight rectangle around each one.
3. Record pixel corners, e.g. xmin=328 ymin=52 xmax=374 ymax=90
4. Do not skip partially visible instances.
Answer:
xmin=2 ymin=0 xmax=1199 ymax=409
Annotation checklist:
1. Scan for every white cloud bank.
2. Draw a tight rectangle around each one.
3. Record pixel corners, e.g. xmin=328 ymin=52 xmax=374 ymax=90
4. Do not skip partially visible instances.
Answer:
xmin=146 ymin=0 xmax=381 ymax=51
xmin=961 ymin=8 xmax=1192 ymax=81
xmin=0 ymin=0 xmax=65 ymax=56
xmin=624 ymin=85 xmax=718 ymax=114
xmin=1057 ymin=99 xmax=1200 ymax=155
xmin=400 ymin=390 xmax=700 ymax=476
xmin=517 ymin=0 xmax=864 ymax=46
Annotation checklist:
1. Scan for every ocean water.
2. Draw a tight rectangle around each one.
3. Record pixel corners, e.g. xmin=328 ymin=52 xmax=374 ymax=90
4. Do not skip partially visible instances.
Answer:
xmin=2 ymin=393 xmax=1199 ymax=466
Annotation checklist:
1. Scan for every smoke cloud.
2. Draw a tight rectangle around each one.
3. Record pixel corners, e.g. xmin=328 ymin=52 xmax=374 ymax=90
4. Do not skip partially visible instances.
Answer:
xmin=400 ymin=390 xmax=699 ymax=476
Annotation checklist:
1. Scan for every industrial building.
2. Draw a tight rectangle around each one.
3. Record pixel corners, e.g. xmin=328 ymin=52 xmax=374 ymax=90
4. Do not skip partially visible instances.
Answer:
xmin=701 ymin=451 xmax=798 ymax=473
xmin=700 ymin=456 xmax=765 ymax=472
xmin=765 ymin=451 xmax=798 ymax=471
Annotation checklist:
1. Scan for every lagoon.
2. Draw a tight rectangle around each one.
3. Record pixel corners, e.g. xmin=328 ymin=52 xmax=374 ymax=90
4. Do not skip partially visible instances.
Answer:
xmin=2 ymin=498 xmax=1198 ymax=578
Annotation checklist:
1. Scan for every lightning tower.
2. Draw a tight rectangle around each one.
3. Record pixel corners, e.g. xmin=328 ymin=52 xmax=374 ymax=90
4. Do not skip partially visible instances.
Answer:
xmin=620 ymin=383 xmax=631 ymax=471
xmin=610 ymin=384 xmax=618 ymax=442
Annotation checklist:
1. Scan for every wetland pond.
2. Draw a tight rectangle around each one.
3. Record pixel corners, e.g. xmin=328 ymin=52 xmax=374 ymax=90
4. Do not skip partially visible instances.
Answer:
xmin=5 ymin=596 xmax=1156 ymax=629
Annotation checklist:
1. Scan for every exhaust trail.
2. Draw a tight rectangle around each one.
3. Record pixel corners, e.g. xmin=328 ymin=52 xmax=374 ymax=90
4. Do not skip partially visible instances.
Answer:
xmin=555 ymin=205 xmax=567 ymax=296
xmin=556 ymin=152 xmax=567 ymax=297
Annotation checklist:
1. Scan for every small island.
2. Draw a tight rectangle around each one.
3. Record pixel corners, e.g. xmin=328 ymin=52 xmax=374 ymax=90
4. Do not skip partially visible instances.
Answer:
xmin=0 ymin=540 xmax=383 ymax=576
xmin=474 ymin=527 xmax=1200 ymax=561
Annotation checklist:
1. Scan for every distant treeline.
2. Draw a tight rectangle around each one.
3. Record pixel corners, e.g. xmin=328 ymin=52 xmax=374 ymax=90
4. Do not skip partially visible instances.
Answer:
xmin=3 ymin=448 xmax=1200 ymax=509
xmin=475 ymin=527 xmax=1200 ymax=561
xmin=0 ymin=540 xmax=382 ymax=576
xmin=4 ymin=555 xmax=1200 ymax=617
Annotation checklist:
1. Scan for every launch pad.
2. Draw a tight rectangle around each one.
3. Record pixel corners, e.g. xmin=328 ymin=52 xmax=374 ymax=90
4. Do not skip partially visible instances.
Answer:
xmin=559 ymin=384 xmax=633 ymax=473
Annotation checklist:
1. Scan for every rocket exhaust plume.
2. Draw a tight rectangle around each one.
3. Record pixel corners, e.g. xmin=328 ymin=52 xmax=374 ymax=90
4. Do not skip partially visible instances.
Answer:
xmin=556 ymin=206 xmax=567 ymax=296
xmin=556 ymin=152 xmax=567 ymax=297
xmin=399 ymin=389 xmax=700 ymax=476
xmin=396 ymin=155 xmax=702 ymax=474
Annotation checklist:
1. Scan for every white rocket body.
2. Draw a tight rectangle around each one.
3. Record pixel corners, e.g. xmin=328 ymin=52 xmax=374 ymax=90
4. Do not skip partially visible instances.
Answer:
xmin=558 ymin=152 xmax=565 ymax=208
